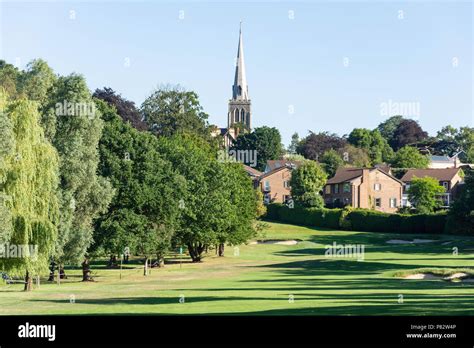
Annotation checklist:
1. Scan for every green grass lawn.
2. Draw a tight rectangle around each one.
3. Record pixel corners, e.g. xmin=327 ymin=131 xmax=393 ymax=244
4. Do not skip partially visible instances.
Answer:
xmin=1 ymin=221 xmax=474 ymax=315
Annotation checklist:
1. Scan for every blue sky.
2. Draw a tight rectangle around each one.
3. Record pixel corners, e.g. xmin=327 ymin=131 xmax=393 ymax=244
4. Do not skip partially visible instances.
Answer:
xmin=1 ymin=1 xmax=472 ymax=145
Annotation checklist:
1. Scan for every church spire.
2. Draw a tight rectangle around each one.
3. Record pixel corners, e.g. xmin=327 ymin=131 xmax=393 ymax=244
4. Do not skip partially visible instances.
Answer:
xmin=228 ymin=22 xmax=251 ymax=132
xmin=232 ymin=21 xmax=248 ymax=100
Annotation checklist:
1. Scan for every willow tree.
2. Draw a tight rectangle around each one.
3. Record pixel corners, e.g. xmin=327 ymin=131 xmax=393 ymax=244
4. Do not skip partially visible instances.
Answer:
xmin=0 ymin=90 xmax=59 ymax=291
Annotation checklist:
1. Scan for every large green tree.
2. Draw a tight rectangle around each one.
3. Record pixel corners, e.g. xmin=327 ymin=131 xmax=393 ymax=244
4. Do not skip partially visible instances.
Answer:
xmin=407 ymin=176 xmax=445 ymax=213
xmin=436 ymin=126 xmax=474 ymax=162
xmin=231 ymin=126 xmax=284 ymax=171
xmin=390 ymin=146 xmax=429 ymax=169
xmin=377 ymin=115 xmax=404 ymax=145
xmin=347 ymin=128 xmax=394 ymax=164
xmin=40 ymin=74 xmax=114 ymax=275
xmin=157 ymin=135 xmax=258 ymax=262
xmin=18 ymin=59 xmax=57 ymax=105
xmin=0 ymin=90 xmax=60 ymax=291
xmin=141 ymin=85 xmax=210 ymax=138
xmin=290 ymin=161 xmax=327 ymax=208
xmin=320 ymin=149 xmax=344 ymax=177
xmin=287 ymin=132 xmax=300 ymax=155
xmin=93 ymin=100 xmax=184 ymax=269
xmin=0 ymin=61 xmax=21 ymax=98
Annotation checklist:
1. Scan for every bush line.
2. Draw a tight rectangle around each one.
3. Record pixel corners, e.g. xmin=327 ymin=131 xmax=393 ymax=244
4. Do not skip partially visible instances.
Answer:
xmin=265 ymin=204 xmax=448 ymax=234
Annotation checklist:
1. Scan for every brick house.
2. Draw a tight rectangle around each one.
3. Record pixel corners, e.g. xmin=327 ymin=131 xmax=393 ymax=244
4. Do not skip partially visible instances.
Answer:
xmin=258 ymin=165 xmax=294 ymax=204
xmin=264 ymin=160 xmax=302 ymax=173
xmin=323 ymin=167 xmax=403 ymax=213
xmin=400 ymin=168 xmax=464 ymax=207
xmin=242 ymin=164 xmax=262 ymax=188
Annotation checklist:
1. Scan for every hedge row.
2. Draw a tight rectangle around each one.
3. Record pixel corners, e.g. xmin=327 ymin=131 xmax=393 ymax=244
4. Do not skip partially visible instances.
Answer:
xmin=265 ymin=203 xmax=448 ymax=234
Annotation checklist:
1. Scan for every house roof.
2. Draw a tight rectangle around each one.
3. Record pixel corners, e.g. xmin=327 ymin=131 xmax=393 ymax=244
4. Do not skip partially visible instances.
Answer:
xmin=326 ymin=167 xmax=403 ymax=185
xmin=242 ymin=164 xmax=262 ymax=177
xmin=374 ymin=164 xmax=391 ymax=174
xmin=401 ymin=168 xmax=461 ymax=182
xmin=430 ymin=155 xmax=452 ymax=162
xmin=326 ymin=168 xmax=367 ymax=184
xmin=265 ymin=160 xmax=302 ymax=172
xmin=259 ymin=165 xmax=291 ymax=180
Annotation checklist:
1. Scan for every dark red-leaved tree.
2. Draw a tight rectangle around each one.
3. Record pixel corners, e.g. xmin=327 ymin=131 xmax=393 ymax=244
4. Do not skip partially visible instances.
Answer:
xmin=93 ymin=87 xmax=148 ymax=131
xmin=389 ymin=119 xmax=428 ymax=150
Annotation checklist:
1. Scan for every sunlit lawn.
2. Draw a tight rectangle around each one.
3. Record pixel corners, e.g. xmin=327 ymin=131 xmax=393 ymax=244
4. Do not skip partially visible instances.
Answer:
xmin=1 ymin=221 xmax=473 ymax=315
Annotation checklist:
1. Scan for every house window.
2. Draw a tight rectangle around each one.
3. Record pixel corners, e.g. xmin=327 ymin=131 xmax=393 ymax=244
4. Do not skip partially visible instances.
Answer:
xmin=374 ymin=183 xmax=381 ymax=191
xmin=375 ymin=198 xmax=381 ymax=208
xmin=283 ymin=181 xmax=290 ymax=189
xmin=264 ymin=181 xmax=270 ymax=191
xmin=343 ymin=183 xmax=350 ymax=193
xmin=389 ymin=198 xmax=397 ymax=208
xmin=325 ymin=185 xmax=331 ymax=194
xmin=334 ymin=184 xmax=339 ymax=194
xmin=442 ymin=182 xmax=449 ymax=190
xmin=263 ymin=193 xmax=271 ymax=205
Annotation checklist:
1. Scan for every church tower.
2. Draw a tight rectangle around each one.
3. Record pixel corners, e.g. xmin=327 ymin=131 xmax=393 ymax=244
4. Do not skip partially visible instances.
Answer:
xmin=228 ymin=22 xmax=251 ymax=131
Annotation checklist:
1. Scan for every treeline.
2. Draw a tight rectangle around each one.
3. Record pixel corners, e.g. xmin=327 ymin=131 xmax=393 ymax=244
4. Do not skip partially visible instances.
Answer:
xmin=0 ymin=59 xmax=261 ymax=290
xmin=232 ymin=114 xmax=474 ymax=177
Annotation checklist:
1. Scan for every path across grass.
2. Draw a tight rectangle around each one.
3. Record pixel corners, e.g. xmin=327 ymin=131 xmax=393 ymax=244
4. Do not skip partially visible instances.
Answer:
xmin=1 ymin=222 xmax=473 ymax=315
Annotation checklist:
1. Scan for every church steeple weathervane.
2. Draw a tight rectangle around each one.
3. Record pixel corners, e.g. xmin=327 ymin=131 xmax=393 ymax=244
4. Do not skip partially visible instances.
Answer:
xmin=228 ymin=22 xmax=251 ymax=130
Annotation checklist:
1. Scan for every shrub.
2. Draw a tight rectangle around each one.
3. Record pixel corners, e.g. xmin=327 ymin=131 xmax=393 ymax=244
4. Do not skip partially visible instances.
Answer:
xmin=265 ymin=203 xmax=448 ymax=234
xmin=264 ymin=204 xmax=342 ymax=229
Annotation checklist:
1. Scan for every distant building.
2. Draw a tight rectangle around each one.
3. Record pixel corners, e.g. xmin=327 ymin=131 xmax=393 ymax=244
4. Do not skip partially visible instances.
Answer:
xmin=211 ymin=23 xmax=251 ymax=148
xmin=429 ymin=155 xmax=460 ymax=169
xmin=264 ymin=160 xmax=302 ymax=173
xmin=400 ymin=168 xmax=464 ymax=207
xmin=258 ymin=166 xmax=293 ymax=204
xmin=323 ymin=167 xmax=404 ymax=213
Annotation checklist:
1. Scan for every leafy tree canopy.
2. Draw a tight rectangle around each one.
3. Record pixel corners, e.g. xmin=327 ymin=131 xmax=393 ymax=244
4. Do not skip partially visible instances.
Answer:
xmin=93 ymin=87 xmax=147 ymax=131
xmin=390 ymin=146 xmax=429 ymax=169
xmin=296 ymin=131 xmax=346 ymax=161
xmin=232 ymin=126 xmax=284 ymax=171
xmin=389 ymin=119 xmax=428 ymax=150
xmin=141 ymin=84 xmax=210 ymax=138
xmin=320 ymin=149 xmax=344 ymax=178
xmin=0 ymin=90 xmax=60 ymax=288
xmin=347 ymin=128 xmax=393 ymax=164
xmin=377 ymin=115 xmax=404 ymax=144
xmin=408 ymin=176 xmax=445 ymax=214
xmin=290 ymin=161 xmax=327 ymax=208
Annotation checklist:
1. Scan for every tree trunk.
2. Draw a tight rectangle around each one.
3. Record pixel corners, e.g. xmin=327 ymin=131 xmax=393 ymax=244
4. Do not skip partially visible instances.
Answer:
xmin=218 ymin=243 xmax=225 ymax=257
xmin=82 ymin=258 xmax=92 ymax=281
xmin=59 ymin=265 xmax=67 ymax=279
xmin=143 ymin=257 xmax=148 ymax=276
xmin=48 ymin=261 xmax=56 ymax=282
xmin=24 ymin=271 xmax=32 ymax=291
xmin=108 ymin=254 xmax=117 ymax=268
xmin=187 ymin=244 xmax=203 ymax=262
xmin=156 ymin=254 xmax=165 ymax=267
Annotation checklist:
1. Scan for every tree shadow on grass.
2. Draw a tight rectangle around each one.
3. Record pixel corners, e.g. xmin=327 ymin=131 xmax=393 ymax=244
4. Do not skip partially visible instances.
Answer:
xmin=27 ymin=294 xmax=474 ymax=316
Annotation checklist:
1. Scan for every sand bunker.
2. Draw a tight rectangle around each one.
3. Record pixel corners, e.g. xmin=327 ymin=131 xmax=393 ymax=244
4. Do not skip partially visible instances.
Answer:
xmin=249 ymin=240 xmax=298 ymax=245
xmin=404 ymin=273 xmax=441 ymax=280
xmin=386 ymin=239 xmax=436 ymax=244
xmin=403 ymin=272 xmax=470 ymax=281
xmin=444 ymin=272 xmax=468 ymax=280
